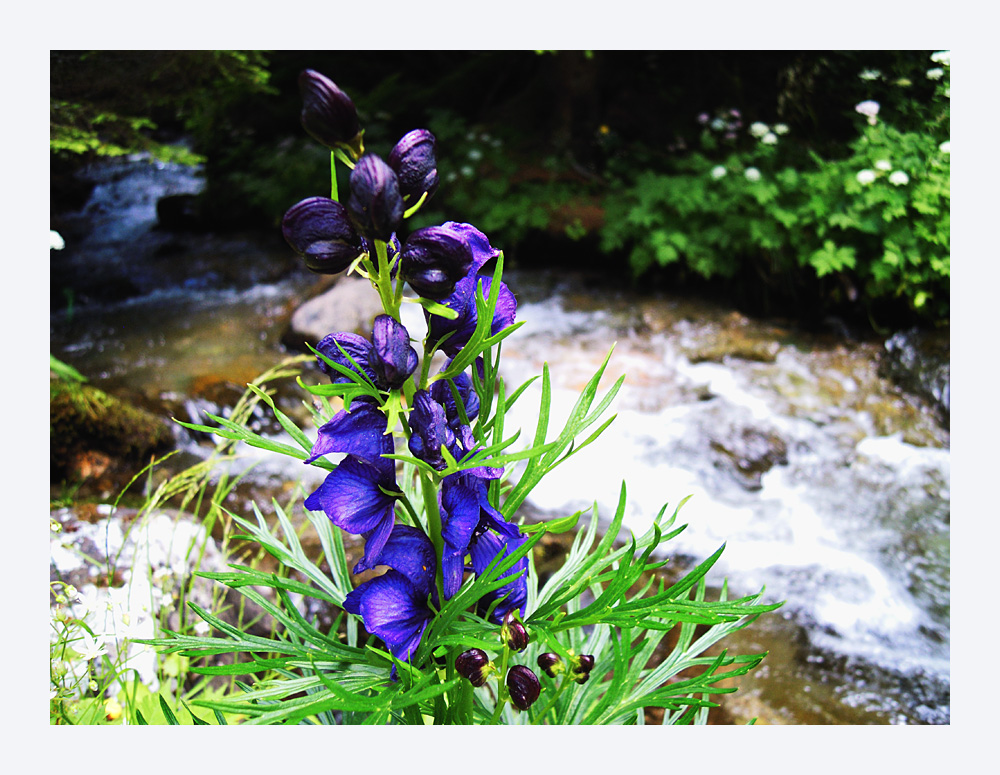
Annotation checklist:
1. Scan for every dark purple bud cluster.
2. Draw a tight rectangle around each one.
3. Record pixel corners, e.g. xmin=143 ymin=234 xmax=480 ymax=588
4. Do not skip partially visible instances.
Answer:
xmin=315 ymin=314 xmax=417 ymax=391
xmin=570 ymin=654 xmax=596 ymax=684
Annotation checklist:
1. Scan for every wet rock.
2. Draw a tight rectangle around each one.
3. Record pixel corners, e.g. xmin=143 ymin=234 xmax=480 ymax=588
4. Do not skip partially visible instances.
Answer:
xmin=284 ymin=275 xmax=384 ymax=351
xmin=678 ymin=312 xmax=783 ymax=364
xmin=709 ymin=425 xmax=789 ymax=490
xmin=50 ymin=376 xmax=175 ymax=486
xmin=880 ymin=328 xmax=950 ymax=426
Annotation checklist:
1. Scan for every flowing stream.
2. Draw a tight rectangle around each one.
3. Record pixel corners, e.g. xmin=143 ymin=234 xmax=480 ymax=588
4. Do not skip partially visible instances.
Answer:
xmin=50 ymin=157 xmax=950 ymax=724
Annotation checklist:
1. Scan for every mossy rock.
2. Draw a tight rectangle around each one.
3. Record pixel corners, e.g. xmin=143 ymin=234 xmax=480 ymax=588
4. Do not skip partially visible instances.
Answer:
xmin=50 ymin=377 xmax=174 ymax=481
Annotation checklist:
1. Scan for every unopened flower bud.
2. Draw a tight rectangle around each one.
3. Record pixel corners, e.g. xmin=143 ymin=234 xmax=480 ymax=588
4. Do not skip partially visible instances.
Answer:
xmin=388 ymin=129 xmax=439 ymax=206
xmin=537 ymin=652 xmax=564 ymax=678
xmin=506 ymin=665 xmax=541 ymax=710
xmin=299 ymin=70 xmax=363 ymax=157
xmin=501 ymin=610 xmax=529 ymax=652
xmin=282 ymin=196 xmax=364 ymax=275
xmin=347 ymin=154 xmax=404 ymax=242
xmin=570 ymin=653 xmax=596 ymax=684
xmin=456 ymin=648 xmax=492 ymax=687
xmin=399 ymin=225 xmax=475 ymax=299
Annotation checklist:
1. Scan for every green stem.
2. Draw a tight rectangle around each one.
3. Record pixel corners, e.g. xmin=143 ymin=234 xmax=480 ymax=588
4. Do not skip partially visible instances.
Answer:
xmin=373 ymin=239 xmax=400 ymax=320
xmin=419 ymin=470 xmax=445 ymax=605
xmin=330 ymin=151 xmax=338 ymax=201
xmin=531 ymin=676 xmax=571 ymax=724
xmin=489 ymin=646 xmax=512 ymax=724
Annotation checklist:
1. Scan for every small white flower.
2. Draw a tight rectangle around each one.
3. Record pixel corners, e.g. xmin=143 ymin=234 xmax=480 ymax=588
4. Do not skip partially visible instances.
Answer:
xmin=75 ymin=632 xmax=108 ymax=662
xmin=773 ymin=123 xmax=789 ymax=135
xmin=749 ymin=122 xmax=770 ymax=138
xmin=939 ymin=140 xmax=951 ymax=154
xmin=856 ymin=169 xmax=877 ymax=185
xmin=193 ymin=620 xmax=211 ymax=636
xmin=710 ymin=165 xmax=727 ymax=180
xmin=889 ymin=170 xmax=909 ymax=186
xmin=761 ymin=132 xmax=778 ymax=145
xmin=875 ymin=159 xmax=893 ymax=171
xmin=926 ymin=68 xmax=944 ymax=81
xmin=744 ymin=167 xmax=762 ymax=182
xmin=50 ymin=230 xmax=65 ymax=250
xmin=859 ymin=69 xmax=882 ymax=81
xmin=710 ymin=118 xmax=726 ymax=131
xmin=460 ymin=165 xmax=474 ymax=178
xmin=930 ymin=51 xmax=950 ymax=66
xmin=855 ymin=100 xmax=880 ymax=125
xmin=467 ymin=148 xmax=483 ymax=162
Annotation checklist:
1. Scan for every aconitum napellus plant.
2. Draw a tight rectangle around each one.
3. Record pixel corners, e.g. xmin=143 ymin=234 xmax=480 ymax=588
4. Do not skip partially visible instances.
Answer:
xmin=163 ymin=69 xmax=779 ymax=726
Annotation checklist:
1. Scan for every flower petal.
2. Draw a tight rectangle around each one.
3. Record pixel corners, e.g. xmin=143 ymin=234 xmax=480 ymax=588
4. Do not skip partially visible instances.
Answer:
xmin=304 ymin=397 xmax=388 ymax=464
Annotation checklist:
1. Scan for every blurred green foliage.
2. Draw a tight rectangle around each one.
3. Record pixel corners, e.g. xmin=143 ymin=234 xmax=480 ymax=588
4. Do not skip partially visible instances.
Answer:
xmin=50 ymin=51 xmax=950 ymax=327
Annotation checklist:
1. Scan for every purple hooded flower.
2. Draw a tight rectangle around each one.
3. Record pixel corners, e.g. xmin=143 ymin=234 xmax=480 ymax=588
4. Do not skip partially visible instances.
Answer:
xmin=430 ymin=369 xmax=481 ymax=430
xmin=282 ymin=196 xmax=364 ymax=275
xmin=347 ymin=154 xmax=404 ymax=243
xmin=400 ymin=222 xmax=500 ymax=300
xmin=388 ymin=129 xmax=439 ymax=206
xmin=372 ymin=315 xmax=418 ymax=389
xmin=470 ymin=530 xmax=529 ymax=624
xmin=304 ymin=396 xmax=386 ymax=465
xmin=304 ymin=428 xmax=398 ymax=573
xmin=299 ymin=70 xmax=363 ymax=157
xmin=426 ymin=274 xmax=517 ymax=357
xmin=316 ymin=315 xmax=417 ymax=390
xmin=343 ymin=525 xmax=436 ymax=669
xmin=407 ymin=390 xmax=457 ymax=471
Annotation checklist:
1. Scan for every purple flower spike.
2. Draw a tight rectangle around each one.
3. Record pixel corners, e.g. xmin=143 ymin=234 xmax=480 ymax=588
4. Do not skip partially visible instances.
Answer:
xmin=388 ymin=129 xmax=439 ymax=206
xmin=371 ymin=315 xmax=418 ymax=389
xmin=399 ymin=225 xmax=475 ymax=300
xmin=282 ymin=197 xmax=363 ymax=275
xmin=299 ymin=70 xmax=363 ymax=157
xmin=426 ymin=274 xmax=517 ymax=357
xmin=347 ymin=154 xmax=404 ymax=243
xmin=304 ymin=397 xmax=386 ymax=465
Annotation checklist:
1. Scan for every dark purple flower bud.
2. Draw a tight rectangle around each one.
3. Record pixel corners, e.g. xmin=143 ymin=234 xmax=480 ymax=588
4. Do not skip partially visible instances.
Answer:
xmin=388 ymin=129 xmax=439 ymax=206
xmin=371 ymin=315 xmax=418 ymax=389
xmin=570 ymin=654 xmax=596 ymax=684
xmin=537 ymin=652 xmax=564 ymax=678
xmin=501 ymin=610 xmax=529 ymax=652
xmin=347 ymin=154 xmax=404 ymax=243
xmin=506 ymin=665 xmax=541 ymax=711
xmin=400 ymin=225 xmax=475 ymax=300
xmin=299 ymin=70 xmax=363 ymax=157
xmin=455 ymin=648 xmax=492 ymax=687
xmin=315 ymin=332 xmax=379 ymax=385
xmin=282 ymin=197 xmax=364 ymax=275
xmin=407 ymin=390 xmax=456 ymax=470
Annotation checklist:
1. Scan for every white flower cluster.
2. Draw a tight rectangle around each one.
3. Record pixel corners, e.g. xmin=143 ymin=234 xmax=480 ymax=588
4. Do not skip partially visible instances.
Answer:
xmin=930 ymin=51 xmax=950 ymax=66
xmin=744 ymin=167 xmax=761 ymax=182
xmin=859 ymin=69 xmax=882 ymax=81
xmin=749 ymin=121 xmax=784 ymax=145
xmin=710 ymin=165 xmax=727 ymax=180
xmin=856 ymin=164 xmax=910 ymax=187
xmin=855 ymin=100 xmax=880 ymax=126
xmin=939 ymin=140 xmax=951 ymax=154
xmin=926 ymin=68 xmax=945 ymax=81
